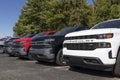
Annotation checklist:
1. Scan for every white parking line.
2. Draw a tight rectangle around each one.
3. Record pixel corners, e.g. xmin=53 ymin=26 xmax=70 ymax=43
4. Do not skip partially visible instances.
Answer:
xmin=53 ymin=66 xmax=69 ymax=70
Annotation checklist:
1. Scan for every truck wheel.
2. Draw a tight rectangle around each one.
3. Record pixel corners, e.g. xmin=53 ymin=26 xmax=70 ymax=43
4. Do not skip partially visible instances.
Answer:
xmin=37 ymin=59 xmax=42 ymax=63
xmin=56 ymin=49 xmax=67 ymax=66
xmin=70 ymin=66 xmax=79 ymax=69
xmin=0 ymin=47 xmax=4 ymax=53
xmin=9 ymin=54 xmax=14 ymax=57
xmin=113 ymin=50 xmax=120 ymax=77
xmin=14 ymin=53 xmax=18 ymax=57
xmin=0 ymin=49 xmax=3 ymax=53
xmin=27 ymin=54 xmax=34 ymax=60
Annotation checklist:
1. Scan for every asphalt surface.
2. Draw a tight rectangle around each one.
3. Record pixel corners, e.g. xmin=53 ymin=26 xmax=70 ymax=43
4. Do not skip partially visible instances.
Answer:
xmin=0 ymin=53 xmax=119 ymax=80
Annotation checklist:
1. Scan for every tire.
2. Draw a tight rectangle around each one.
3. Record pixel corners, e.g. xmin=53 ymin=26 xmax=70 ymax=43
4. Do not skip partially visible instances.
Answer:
xmin=56 ymin=49 xmax=67 ymax=66
xmin=9 ymin=53 xmax=18 ymax=57
xmin=18 ymin=54 xmax=33 ymax=60
xmin=113 ymin=50 xmax=120 ymax=77
xmin=37 ymin=59 xmax=43 ymax=63
xmin=14 ymin=53 xmax=19 ymax=57
xmin=70 ymin=66 xmax=79 ymax=69
xmin=27 ymin=54 xmax=34 ymax=60
xmin=0 ymin=47 xmax=4 ymax=53
xmin=18 ymin=55 xmax=24 ymax=59
xmin=9 ymin=54 xmax=14 ymax=57
xmin=0 ymin=49 xmax=4 ymax=53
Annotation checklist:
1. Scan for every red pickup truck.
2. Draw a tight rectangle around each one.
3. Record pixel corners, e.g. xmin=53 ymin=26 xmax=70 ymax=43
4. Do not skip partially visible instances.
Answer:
xmin=13 ymin=38 xmax=32 ymax=53
xmin=9 ymin=34 xmax=34 ymax=56
xmin=17 ymin=31 xmax=56 ymax=59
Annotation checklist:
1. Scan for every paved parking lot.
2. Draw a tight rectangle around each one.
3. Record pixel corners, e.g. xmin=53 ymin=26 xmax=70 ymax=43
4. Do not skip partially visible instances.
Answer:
xmin=0 ymin=53 xmax=119 ymax=80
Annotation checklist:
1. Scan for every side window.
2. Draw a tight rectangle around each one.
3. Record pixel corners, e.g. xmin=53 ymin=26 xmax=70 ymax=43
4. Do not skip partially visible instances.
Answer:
xmin=92 ymin=20 xmax=120 ymax=29
xmin=48 ymin=32 xmax=55 ymax=36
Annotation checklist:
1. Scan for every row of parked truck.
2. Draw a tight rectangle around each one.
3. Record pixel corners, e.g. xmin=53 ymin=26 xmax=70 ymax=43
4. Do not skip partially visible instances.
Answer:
xmin=0 ymin=19 xmax=120 ymax=77
xmin=1 ymin=26 xmax=88 ymax=66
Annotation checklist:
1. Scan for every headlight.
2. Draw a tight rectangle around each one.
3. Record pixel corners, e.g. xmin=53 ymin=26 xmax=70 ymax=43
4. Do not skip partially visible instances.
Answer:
xmin=98 ymin=42 xmax=111 ymax=48
xmin=20 ymin=42 xmax=24 ymax=47
xmin=44 ymin=39 xmax=55 ymax=42
xmin=97 ymin=33 xmax=113 ymax=39
xmin=44 ymin=39 xmax=55 ymax=48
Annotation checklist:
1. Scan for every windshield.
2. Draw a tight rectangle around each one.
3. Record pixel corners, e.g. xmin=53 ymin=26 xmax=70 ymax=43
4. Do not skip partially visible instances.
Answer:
xmin=54 ymin=27 xmax=77 ymax=36
xmin=32 ymin=32 xmax=45 ymax=39
xmin=92 ymin=20 xmax=120 ymax=29
xmin=24 ymin=34 xmax=34 ymax=38
xmin=0 ymin=38 xmax=6 ymax=41
xmin=5 ymin=38 xmax=18 ymax=42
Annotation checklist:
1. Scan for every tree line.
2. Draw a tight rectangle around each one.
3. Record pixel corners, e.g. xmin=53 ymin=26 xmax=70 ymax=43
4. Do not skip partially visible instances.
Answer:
xmin=13 ymin=0 xmax=120 ymax=37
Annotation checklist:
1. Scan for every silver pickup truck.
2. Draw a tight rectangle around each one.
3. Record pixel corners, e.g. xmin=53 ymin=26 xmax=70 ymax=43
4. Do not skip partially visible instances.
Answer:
xmin=0 ymin=38 xmax=7 ymax=53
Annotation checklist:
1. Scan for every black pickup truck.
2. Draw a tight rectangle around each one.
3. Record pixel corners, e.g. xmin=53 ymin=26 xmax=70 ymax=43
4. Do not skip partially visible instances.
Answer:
xmin=30 ymin=26 xmax=88 ymax=65
xmin=4 ymin=38 xmax=19 ymax=54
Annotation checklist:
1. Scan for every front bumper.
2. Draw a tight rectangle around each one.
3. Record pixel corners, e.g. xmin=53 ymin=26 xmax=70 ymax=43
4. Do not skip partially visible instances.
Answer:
xmin=29 ymin=48 xmax=55 ymax=61
xmin=64 ymin=55 xmax=114 ymax=71
xmin=63 ymin=48 xmax=116 ymax=65
xmin=6 ymin=47 xmax=12 ymax=53
xmin=10 ymin=48 xmax=19 ymax=55
xmin=18 ymin=48 xmax=27 ymax=56
xmin=11 ymin=48 xmax=19 ymax=53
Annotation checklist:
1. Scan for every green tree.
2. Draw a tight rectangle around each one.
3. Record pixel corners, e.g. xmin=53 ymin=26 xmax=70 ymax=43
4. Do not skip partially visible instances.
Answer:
xmin=13 ymin=0 xmax=89 ymax=37
xmin=89 ymin=0 xmax=120 ymax=27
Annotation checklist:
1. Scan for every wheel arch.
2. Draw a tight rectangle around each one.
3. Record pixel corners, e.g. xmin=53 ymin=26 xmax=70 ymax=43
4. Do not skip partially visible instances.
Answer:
xmin=54 ymin=45 xmax=62 ymax=59
xmin=116 ymin=46 xmax=120 ymax=58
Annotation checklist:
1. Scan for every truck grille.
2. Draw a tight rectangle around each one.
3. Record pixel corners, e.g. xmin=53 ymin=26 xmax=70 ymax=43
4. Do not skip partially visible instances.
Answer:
xmin=31 ymin=45 xmax=45 ymax=49
xmin=65 ymin=35 xmax=97 ymax=40
xmin=31 ymin=41 xmax=44 ymax=48
xmin=31 ymin=41 xmax=51 ymax=48
xmin=12 ymin=43 xmax=21 ymax=48
xmin=64 ymin=43 xmax=97 ymax=50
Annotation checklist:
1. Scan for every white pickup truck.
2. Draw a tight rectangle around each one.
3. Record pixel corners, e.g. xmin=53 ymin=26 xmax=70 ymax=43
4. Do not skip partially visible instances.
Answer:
xmin=63 ymin=19 xmax=120 ymax=77
xmin=0 ymin=38 xmax=7 ymax=53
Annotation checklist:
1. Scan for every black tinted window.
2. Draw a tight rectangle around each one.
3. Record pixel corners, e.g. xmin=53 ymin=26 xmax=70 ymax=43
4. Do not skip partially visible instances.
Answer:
xmin=54 ymin=27 xmax=88 ymax=35
xmin=54 ymin=27 xmax=77 ymax=35
xmin=92 ymin=20 xmax=120 ymax=29
xmin=48 ymin=32 xmax=55 ymax=35
xmin=10 ymin=38 xmax=18 ymax=41
xmin=24 ymin=34 xmax=34 ymax=38
xmin=75 ymin=26 xmax=89 ymax=31
xmin=32 ymin=32 xmax=45 ymax=39
xmin=5 ymin=38 xmax=18 ymax=42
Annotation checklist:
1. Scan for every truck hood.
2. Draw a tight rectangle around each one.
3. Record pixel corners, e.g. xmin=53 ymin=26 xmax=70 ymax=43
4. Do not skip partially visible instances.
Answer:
xmin=31 ymin=35 xmax=64 ymax=42
xmin=65 ymin=28 xmax=113 ymax=37
xmin=13 ymin=38 xmax=31 ymax=42
xmin=20 ymin=38 xmax=31 ymax=41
